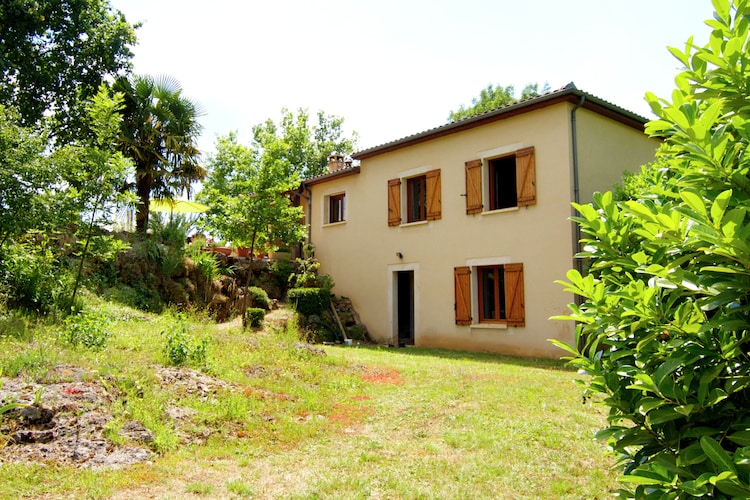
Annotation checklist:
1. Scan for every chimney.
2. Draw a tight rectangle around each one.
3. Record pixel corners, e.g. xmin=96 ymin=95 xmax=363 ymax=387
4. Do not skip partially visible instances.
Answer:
xmin=327 ymin=152 xmax=345 ymax=172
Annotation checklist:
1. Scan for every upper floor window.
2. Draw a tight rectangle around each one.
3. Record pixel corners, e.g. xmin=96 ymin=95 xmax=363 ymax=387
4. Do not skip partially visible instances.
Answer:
xmin=406 ymin=175 xmax=427 ymax=222
xmin=324 ymin=192 xmax=346 ymax=224
xmin=465 ymin=146 xmax=536 ymax=214
xmin=329 ymin=193 xmax=345 ymax=223
xmin=388 ymin=169 xmax=441 ymax=226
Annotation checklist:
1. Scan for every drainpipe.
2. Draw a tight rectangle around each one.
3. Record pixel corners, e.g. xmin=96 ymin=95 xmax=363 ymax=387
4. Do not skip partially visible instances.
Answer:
xmin=305 ymin=186 xmax=313 ymax=248
xmin=571 ymin=95 xmax=585 ymax=299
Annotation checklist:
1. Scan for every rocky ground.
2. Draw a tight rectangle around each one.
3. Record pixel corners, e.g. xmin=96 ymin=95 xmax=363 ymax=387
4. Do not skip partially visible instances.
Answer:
xmin=0 ymin=364 xmax=237 ymax=469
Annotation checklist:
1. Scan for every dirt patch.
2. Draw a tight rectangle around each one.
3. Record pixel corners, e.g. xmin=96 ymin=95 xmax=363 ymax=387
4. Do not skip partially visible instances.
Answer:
xmin=0 ymin=365 xmax=154 ymax=469
xmin=359 ymin=366 xmax=404 ymax=385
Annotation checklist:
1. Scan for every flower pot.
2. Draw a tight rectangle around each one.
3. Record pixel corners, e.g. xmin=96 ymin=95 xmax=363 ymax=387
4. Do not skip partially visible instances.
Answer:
xmin=236 ymin=247 xmax=250 ymax=257
xmin=213 ymin=247 xmax=232 ymax=256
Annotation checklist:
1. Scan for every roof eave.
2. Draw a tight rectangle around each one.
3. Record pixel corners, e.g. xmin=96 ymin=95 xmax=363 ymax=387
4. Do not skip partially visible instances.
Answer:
xmin=353 ymin=86 xmax=650 ymax=160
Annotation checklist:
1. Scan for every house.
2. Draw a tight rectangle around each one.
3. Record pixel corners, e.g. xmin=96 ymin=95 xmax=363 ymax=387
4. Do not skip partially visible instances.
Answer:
xmin=299 ymin=83 xmax=660 ymax=358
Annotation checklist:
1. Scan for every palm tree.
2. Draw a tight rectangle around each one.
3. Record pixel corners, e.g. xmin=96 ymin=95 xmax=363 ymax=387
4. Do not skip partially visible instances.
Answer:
xmin=112 ymin=74 xmax=205 ymax=232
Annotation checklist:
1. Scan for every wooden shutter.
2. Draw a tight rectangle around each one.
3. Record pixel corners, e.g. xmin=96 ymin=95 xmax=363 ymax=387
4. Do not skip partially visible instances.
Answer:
xmin=465 ymin=159 xmax=483 ymax=214
xmin=516 ymin=147 xmax=536 ymax=206
xmin=454 ymin=266 xmax=472 ymax=325
xmin=426 ymin=169 xmax=441 ymax=220
xmin=504 ymin=263 xmax=525 ymax=327
xmin=388 ymin=178 xmax=401 ymax=226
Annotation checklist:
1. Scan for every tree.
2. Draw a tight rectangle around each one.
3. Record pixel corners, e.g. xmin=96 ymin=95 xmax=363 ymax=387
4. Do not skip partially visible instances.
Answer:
xmin=252 ymin=108 xmax=358 ymax=179
xmin=553 ymin=1 xmax=750 ymax=497
xmin=447 ymin=82 xmax=550 ymax=122
xmin=112 ymin=74 xmax=205 ymax=232
xmin=198 ymin=132 xmax=305 ymax=255
xmin=0 ymin=0 xmax=137 ymax=142
xmin=0 ymin=105 xmax=55 ymax=249
xmin=52 ymin=84 xmax=133 ymax=306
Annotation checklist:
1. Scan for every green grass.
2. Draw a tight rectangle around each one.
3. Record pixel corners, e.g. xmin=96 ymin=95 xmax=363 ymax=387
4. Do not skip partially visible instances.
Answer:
xmin=0 ymin=300 xmax=617 ymax=499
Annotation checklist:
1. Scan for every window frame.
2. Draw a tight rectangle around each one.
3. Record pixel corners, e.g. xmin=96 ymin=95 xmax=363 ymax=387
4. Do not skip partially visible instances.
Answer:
xmin=406 ymin=174 xmax=427 ymax=223
xmin=328 ymin=193 xmax=346 ymax=224
xmin=388 ymin=168 xmax=441 ymax=226
xmin=464 ymin=146 xmax=536 ymax=215
xmin=454 ymin=262 xmax=525 ymax=327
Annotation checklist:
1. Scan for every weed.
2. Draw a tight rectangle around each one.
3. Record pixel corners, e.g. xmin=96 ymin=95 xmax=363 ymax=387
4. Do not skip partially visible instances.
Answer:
xmin=185 ymin=482 xmax=214 ymax=495
xmin=161 ymin=314 xmax=209 ymax=367
xmin=61 ymin=309 xmax=112 ymax=351
xmin=226 ymin=478 xmax=254 ymax=497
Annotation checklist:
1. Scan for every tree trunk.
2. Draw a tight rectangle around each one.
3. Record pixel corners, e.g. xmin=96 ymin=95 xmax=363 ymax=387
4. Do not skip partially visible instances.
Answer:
xmin=135 ymin=172 xmax=153 ymax=233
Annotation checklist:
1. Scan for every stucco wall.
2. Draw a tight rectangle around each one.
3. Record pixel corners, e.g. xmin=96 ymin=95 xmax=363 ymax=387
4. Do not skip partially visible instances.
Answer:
xmin=305 ymin=101 xmax=658 ymax=358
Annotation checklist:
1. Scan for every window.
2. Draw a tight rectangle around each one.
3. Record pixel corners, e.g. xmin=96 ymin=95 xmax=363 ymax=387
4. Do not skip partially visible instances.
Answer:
xmin=328 ymin=193 xmax=345 ymax=223
xmin=388 ymin=169 xmax=441 ymax=226
xmin=454 ymin=263 xmax=525 ymax=326
xmin=406 ymin=175 xmax=426 ymax=222
xmin=465 ymin=146 xmax=536 ymax=214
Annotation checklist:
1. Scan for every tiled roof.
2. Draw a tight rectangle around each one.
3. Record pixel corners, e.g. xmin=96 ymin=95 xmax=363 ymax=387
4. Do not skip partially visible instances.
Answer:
xmin=353 ymin=82 xmax=650 ymax=160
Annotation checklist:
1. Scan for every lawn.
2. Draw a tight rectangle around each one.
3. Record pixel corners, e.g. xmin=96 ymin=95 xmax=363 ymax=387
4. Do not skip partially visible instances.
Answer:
xmin=0 ymin=302 xmax=618 ymax=499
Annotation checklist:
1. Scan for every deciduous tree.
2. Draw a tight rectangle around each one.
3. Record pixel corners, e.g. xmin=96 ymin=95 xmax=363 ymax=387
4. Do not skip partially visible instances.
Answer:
xmin=448 ymin=82 xmax=550 ymax=122
xmin=0 ymin=0 xmax=137 ymax=141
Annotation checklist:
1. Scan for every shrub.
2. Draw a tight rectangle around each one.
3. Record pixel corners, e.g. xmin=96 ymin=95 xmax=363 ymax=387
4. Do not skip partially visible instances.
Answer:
xmin=161 ymin=315 xmax=209 ymax=367
xmin=247 ymin=286 xmax=270 ymax=309
xmin=288 ymin=287 xmax=330 ymax=317
xmin=346 ymin=324 xmax=367 ymax=342
xmin=62 ymin=309 xmax=112 ymax=351
xmin=554 ymin=3 xmax=750 ymax=497
xmin=243 ymin=308 xmax=265 ymax=329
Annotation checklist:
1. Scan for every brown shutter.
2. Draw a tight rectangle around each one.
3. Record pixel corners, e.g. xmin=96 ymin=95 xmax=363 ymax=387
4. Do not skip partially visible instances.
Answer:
xmin=388 ymin=178 xmax=401 ymax=226
xmin=516 ymin=147 xmax=536 ymax=206
xmin=504 ymin=263 xmax=525 ymax=327
xmin=454 ymin=266 xmax=472 ymax=325
xmin=465 ymin=159 xmax=483 ymax=214
xmin=426 ymin=169 xmax=441 ymax=220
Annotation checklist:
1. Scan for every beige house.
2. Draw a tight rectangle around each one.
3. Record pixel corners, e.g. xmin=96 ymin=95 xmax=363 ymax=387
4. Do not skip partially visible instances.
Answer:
xmin=299 ymin=83 xmax=660 ymax=358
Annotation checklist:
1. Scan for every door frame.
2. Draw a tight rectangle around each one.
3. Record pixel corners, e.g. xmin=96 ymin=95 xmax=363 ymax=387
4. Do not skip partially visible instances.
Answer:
xmin=388 ymin=263 xmax=419 ymax=346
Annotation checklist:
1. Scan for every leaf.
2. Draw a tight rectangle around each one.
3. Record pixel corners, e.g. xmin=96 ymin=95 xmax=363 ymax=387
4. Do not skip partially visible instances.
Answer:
xmin=701 ymin=435 xmax=737 ymax=474
xmin=727 ymin=431 xmax=750 ymax=447
xmin=680 ymin=191 xmax=708 ymax=219
xmin=711 ymin=189 xmax=732 ymax=228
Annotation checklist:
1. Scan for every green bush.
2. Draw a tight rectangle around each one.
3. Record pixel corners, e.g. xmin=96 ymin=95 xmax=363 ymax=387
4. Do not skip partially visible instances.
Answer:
xmin=243 ymin=308 xmax=265 ymax=329
xmin=62 ymin=309 xmax=112 ymax=351
xmin=0 ymin=240 xmax=72 ymax=315
xmin=247 ymin=286 xmax=270 ymax=309
xmin=346 ymin=324 xmax=367 ymax=342
xmin=161 ymin=315 xmax=209 ymax=367
xmin=288 ymin=287 xmax=330 ymax=317
xmin=553 ymin=3 xmax=750 ymax=497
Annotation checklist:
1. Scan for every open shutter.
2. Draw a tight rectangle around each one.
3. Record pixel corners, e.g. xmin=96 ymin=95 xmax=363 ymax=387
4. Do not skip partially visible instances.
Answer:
xmin=504 ymin=263 xmax=525 ymax=327
xmin=465 ymin=159 xmax=483 ymax=214
xmin=426 ymin=169 xmax=442 ymax=220
xmin=388 ymin=178 xmax=401 ymax=226
xmin=516 ymin=147 xmax=536 ymax=206
xmin=454 ymin=266 xmax=472 ymax=325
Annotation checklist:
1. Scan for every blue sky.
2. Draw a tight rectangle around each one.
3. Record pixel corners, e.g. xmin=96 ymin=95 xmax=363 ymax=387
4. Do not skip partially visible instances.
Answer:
xmin=111 ymin=0 xmax=712 ymax=154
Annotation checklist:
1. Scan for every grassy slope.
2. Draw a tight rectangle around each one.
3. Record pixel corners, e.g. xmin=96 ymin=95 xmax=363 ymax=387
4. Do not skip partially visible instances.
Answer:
xmin=0 ymin=302 xmax=617 ymax=499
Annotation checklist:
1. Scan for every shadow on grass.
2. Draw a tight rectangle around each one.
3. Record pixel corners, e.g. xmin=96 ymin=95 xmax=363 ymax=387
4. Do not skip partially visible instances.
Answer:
xmin=347 ymin=343 xmax=572 ymax=372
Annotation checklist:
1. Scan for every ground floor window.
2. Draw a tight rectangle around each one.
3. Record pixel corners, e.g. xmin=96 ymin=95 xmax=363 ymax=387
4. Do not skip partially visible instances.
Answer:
xmin=454 ymin=263 xmax=525 ymax=326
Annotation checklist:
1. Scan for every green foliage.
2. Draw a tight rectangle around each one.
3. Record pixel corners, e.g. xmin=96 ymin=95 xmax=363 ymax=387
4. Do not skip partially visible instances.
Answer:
xmin=0 ymin=240 xmax=73 ymax=315
xmin=243 ymin=308 xmax=265 ymax=329
xmin=553 ymin=2 xmax=750 ymax=497
xmin=161 ymin=314 xmax=209 ymax=367
xmin=448 ymin=82 xmax=550 ymax=122
xmin=61 ymin=309 xmax=112 ymax=351
xmin=247 ymin=286 xmax=270 ymax=310
xmin=198 ymin=132 xmax=306 ymax=254
xmin=252 ymin=107 xmax=358 ymax=179
xmin=289 ymin=257 xmax=335 ymax=292
xmin=270 ymin=259 xmax=295 ymax=290
xmin=288 ymin=288 xmax=331 ymax=317
xmin=112 ymin=74 xmax=205 ymax=232
xmin=0 ymin=0 xmax=137 ymax=141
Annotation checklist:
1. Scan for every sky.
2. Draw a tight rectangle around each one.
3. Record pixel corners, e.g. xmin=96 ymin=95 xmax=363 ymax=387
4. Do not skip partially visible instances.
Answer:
xmin=110 ymin=0 xmax=713 ymax=156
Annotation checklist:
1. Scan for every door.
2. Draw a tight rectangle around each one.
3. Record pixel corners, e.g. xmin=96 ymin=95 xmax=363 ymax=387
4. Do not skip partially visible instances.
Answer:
xmin=396 ymin=270 xmax=414 ymax=345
